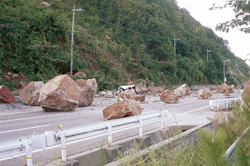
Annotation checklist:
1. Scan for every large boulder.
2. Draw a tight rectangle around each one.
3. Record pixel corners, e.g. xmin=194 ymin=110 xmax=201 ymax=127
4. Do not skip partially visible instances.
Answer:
xmin=147 ymin=86 xmax=165 ymax=93
xmin=0 ymin=86 xmax=17 ymax=103
xmin=174 ymin=84 xmax=190 ymax=97
xmin=160 ymin=90 xmax=179 ymax=104
xmin=117 ymin=90 xmax=136 ymax=101
xmin=134 ymin=95 xmax=145 ymax=102
xmin=39 ymin=74 xmax=81 ymax=112
xmin=20 ymin=81 xmax=44 ymax=106
xmin=197 ymin=87 xmax=212 ymax=99
xmin=83 ymin=78 xmax=97 ymax=94
xmin=217 ymin=83 xmax=233 ymax=93
xmin=75 ymin=79 xmax=94 ymax=107
xmin=117 ymin=90 xmax=145 ymax=102
xmin=12 ymin=82 xmax=30 ymax=96
xmin=103 ymin=99 xmax=142 ymax=120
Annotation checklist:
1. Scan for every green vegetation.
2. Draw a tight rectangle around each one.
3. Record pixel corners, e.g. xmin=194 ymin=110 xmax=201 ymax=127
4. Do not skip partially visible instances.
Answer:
xmin=1 ymin=0 xmax=249 ymax=91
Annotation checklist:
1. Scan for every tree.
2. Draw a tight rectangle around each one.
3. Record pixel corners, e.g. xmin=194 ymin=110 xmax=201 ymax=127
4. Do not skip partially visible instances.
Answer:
xmin=210 ymin=1 xmax=250 ymax=33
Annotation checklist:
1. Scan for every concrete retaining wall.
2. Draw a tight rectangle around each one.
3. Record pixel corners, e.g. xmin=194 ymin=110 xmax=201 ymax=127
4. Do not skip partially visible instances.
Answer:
xmin=65 ymin=122 xmax=213 ymax=166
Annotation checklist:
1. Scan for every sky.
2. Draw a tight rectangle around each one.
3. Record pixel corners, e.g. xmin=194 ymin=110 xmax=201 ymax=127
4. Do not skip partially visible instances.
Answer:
xmin=176 ymin=0 xmax=250 ymax=65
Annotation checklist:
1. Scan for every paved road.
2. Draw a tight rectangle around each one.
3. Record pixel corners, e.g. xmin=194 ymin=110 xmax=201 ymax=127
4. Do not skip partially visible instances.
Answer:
xmin=0 ymin=89 xmax=240 ymax=165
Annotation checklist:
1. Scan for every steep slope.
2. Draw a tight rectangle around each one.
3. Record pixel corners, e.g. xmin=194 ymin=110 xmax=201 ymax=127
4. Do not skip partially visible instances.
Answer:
xmin=0 ymin=0 xmax=249 ymax=91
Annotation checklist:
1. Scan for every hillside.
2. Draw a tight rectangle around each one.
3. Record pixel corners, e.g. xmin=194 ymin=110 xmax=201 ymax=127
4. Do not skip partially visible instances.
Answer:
xmin=0 ymin=0 xmax=249 ymax=91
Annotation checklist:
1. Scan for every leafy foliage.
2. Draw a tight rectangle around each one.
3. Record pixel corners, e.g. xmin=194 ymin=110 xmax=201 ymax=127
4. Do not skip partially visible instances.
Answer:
xmin=0 ymin=0 xmax=249 ymax=90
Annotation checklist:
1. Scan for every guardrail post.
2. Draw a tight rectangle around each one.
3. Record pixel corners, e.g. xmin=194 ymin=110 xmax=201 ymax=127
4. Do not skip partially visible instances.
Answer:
xmin=25 ymin=138 xmax=33 ymax=166
xmin=61 ymin=131 xmax=67 ymax=162
xmin=139 ymin=116 xmax=143 ymax=137
xmin=209 ymin=100 xmax=213 ymax=110
xmin=161 ymin=109 xmax=165 ymax=129
xmin=226 ymin=99 xmax=229 ymax=108
xmin=217 ymin=98 xmax=219 ymax=110
xmin=108 ymin=123 xmax=112 ymax=147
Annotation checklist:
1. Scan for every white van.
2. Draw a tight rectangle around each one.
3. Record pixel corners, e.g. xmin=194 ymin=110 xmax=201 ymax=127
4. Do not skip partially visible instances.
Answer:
xmin=118 ymin=85 xmax=137 ymax=93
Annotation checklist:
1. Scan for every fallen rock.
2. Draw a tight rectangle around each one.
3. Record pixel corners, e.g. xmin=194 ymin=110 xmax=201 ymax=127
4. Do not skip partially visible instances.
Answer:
xmin=39 ymin=74 xmax=81 ymax=112
xmin=0 ymin=86 xmax=17 ymax=103
xmin=20 ymin=81 xmax=44 ymax=106
xmin=160 ymin=90 xmax=179 ymax=104
xmin=2 ymin=75 xmax=10 ymax=80
xmin=41 ymin=1 xmax=50 ymax=7
xmin=103 ymin=99 xmax=142 ymax=120
xmin=134 ymin=95 xmax=145 ymax=102
xmin=12 ymin=89 xmax=23 ymax=96
xmin=117 ymin=90 xmax=136 ymax=101
xmin=99 ymin=91 xmax=106 ymax=97
xmin=17 ymin=82 xmax=30 ymax=90
xmin=12 ymin=81 xmax=30 ymax=96
xmin=197 ymin=87 xmax=212 ymax=99
xmin=217 ymin=83 xmax=233 ymax=93
xmin=147 ymin=86 xmax=165 ymax=93
xmin=84 ymin=78 xmax=97 ymax=94
xmin=76 ymin=79 xmax=94 ymax=107
xmin=106 ymin=91 xmax=114 ymax=98
xmin=174 ymin=84 xmax=190 ymax=97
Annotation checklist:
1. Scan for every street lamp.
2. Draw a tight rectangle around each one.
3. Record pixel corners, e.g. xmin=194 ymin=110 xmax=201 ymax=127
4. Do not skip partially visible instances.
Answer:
xmin=223 ymin=59 xmax=231 ymax=84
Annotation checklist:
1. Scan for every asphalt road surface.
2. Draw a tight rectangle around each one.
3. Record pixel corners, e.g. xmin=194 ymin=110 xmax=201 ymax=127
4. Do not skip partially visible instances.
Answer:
xmin=0 ymin=89 xmax=241 ymax=165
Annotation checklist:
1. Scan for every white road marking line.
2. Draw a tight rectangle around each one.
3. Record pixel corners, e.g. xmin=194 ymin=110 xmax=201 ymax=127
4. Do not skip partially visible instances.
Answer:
xmin=0 ymin=113 xmax=75 ymax=123
xmin=0 ymin=105 xmax=211 ymax=161
xmin=0 ymin=110 xmax=42 ymax=115
xmin=0 ymin=124 xmax=50 ymax=134
xmin=172 ymin=101 xmax=192 ymax=105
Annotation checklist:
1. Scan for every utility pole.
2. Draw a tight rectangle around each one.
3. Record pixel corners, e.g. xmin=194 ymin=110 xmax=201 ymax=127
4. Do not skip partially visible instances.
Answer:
xmin=235 ymin=58 xmax=238 ymax=82
xmin=206 ymin=48 xmax=212 ymax=61
xmin=174 ymin=36 xmax=180 ymax=76
xmin=70 ymin=2 xmax=84 ymax=75
xmin=223 ymin=59 xmax=231 ymax=84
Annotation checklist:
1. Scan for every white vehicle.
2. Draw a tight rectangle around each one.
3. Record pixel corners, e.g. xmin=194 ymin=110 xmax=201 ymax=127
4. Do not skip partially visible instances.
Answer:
xmin=118 ymin=85 xmax=137 ymax=93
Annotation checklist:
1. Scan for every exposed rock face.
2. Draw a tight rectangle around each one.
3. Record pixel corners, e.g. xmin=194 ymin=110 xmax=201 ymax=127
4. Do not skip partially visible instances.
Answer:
xmin=20 ymin=81 xmax=44 ymax=106
xmin=0 ymin=86 xmax=17 ymax=103
xmin=197 ymin=87 xmax=212 ymax=99
xmin=174 ymin=84 xmax=190 ymax=97
xmin=39 ymin=75 xmax=81 ymax=112
xmin=118 ymin=90 xmax=136 ymax=101
xmin=75 ymin=79 xmax=94 ymax=107
xmin=147 ymin=86 xmax=165 ymax=93
xmin=217 ymin=83 xmax=233 ymax=93
xmin=103 ymin=99 xmax=142 ymax=120
xmin=160 ymin=90 xmax=179 ymax=104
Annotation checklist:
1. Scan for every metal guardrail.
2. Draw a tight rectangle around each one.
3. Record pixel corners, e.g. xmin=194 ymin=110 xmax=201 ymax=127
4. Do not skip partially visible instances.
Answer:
xmin=224 ymin=125 xmax=250 ymax=159
xmin=0 ymin=109 xmax=168 ymax=166
xmin=209 ymin=98 xmax=238 ymax=111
